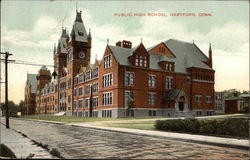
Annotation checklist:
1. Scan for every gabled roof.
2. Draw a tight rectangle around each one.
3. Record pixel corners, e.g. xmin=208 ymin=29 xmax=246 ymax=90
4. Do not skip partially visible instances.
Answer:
xmin=163 ymin=39 xmax=212 ymax=71
xmin=108 ymin=45 xmax=131 ymax=66
xmin=27 ymin=74 xmax=37 ymax=93
xmin=71 ymin=11 xmax=88 ymax=43
xmin=108 ymin=39 xmax=213 ymax=74
xmin=165 ymin=89 xmax=184 ymax=101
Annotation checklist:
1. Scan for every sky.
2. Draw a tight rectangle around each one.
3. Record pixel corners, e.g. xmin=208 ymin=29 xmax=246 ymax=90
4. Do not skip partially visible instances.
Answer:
xmin=1 ymin=0 xmax=249 ymax=104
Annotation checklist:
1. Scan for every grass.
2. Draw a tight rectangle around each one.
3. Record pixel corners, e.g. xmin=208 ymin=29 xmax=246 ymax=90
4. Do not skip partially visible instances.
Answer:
xmin=21 ymin=114 xmax=249 ymax=132
xmin=20 ymin=115 xmax=163 ymax=123
xmin=103 ymin=121 xmax=156 ymax=130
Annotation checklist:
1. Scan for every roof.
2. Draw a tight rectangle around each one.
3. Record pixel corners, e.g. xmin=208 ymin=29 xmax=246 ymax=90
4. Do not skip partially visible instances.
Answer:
xmin=108 ymin=39 xmax=212 ymax=74
xmin=40 ymin=65 xmax=48 ymax=71
xmin=57 ymin=28 xmax=69 ymax=54
xmin=239 ymin=94 xmax=250 ymax=98
xmin=71 ymin=11 xmax=88 ymax=43
xmin=165 ymin=89 xmax=183 ymax=101
xmin=225 ymin=97 xmax=243 ymax=101
xmin=27 ymin=74 xmax=37 ymax=93
xmin=163 ymin=39 xmax=212 ymax=72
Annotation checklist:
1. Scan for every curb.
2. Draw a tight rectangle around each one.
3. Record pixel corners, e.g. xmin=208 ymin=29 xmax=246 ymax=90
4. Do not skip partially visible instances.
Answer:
xmin=15 ymin=118 xmax=249 ymax=151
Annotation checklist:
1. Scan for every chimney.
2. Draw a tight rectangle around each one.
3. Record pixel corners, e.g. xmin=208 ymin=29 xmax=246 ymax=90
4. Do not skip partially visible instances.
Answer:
xmin=116 ymin=41 xmax=121 ymax=47
xmin=122 ymin=40 xmax=132 ymax=49
xmin=208 ymin=43 xmax=212 ymax=68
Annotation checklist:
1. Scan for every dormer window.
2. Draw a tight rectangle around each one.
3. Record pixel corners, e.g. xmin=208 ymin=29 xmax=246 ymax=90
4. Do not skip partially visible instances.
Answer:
xmin=166 ymin=62 xmax=174 ymax=71
xmin=169 ymin=64 xmax=173 ymax=71
xmin=135 ymin=55 xmax=147 ymax=67
xmin=135 ymin=55 xmax=139 ymax=66
xmin=139 ymin=56 xmax=143 ymax=66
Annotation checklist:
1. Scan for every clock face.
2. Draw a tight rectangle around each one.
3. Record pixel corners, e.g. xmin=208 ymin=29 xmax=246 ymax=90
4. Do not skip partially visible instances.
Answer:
xmin=79 ymin=51 xmax=86 ymax=59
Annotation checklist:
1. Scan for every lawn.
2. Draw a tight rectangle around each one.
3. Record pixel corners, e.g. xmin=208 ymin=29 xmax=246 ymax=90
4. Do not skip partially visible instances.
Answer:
xmin=20 ymin=115 xmax=163 ymax=123
xmin=20 ymin=114 xmax=249 ymax=132
xmin=21 ymin=115 xmax=119 ymax=123
xmin=102 ymin=121 xmax=156 ymax=130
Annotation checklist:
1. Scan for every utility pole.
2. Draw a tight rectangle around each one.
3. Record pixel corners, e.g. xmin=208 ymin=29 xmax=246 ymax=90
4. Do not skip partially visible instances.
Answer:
xmin=0 ymin=51 xmax=13 ymax=129
xmin=89 ymin=84 xmax=93 ymax=117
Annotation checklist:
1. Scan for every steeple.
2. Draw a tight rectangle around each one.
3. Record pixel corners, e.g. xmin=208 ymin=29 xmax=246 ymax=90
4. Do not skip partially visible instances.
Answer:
xmin=75 ymin=11 xmax=83 ymax=23
xmin=70 ymin=10 xmax=88 ymax=43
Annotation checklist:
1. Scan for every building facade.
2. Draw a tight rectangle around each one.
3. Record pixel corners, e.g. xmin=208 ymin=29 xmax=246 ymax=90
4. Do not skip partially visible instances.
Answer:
xmin=215 ymin=91 xmax=225 ymax=113
xmin=24 ymin=10 xmax=215 ymax=117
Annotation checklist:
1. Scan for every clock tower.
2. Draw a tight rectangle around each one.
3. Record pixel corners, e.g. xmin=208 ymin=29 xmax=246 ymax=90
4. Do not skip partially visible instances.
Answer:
xmin=66 ymin=10 xmax=92 ymax=115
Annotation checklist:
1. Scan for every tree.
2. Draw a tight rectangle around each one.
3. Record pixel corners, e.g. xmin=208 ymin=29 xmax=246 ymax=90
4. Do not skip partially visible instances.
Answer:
xmin=1 ymin=101 xmax=18 ymax=117
xmin=18 ymin=100 xmax=25 ymax=114
xmin=224 ymin=89 xmax=241 ymax=98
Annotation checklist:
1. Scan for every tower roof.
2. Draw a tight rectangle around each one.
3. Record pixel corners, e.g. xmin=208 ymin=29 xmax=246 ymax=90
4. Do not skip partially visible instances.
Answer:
xmin=40 ymin=65 xmax=48 ymax=71
xmin=70 ymin=11 xmax=88 ymax=43
xmin=57 ymin=28 xmax=69 ymax=54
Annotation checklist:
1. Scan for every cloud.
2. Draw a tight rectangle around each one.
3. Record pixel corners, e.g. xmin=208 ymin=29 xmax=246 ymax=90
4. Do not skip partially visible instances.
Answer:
xmin=1 ymin=8 xmax=249 ymax=103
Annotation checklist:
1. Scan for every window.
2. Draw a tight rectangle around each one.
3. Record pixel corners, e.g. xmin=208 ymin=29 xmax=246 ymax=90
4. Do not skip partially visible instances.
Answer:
xmin=125 ymin=72 xmax=135 ymax=86
xmin=125 ymin=91 xmax=134 ymax=108
xmin=166 ymin=77 xmax=173 ymax=89
xmin=144 ymin=56 xmax=147 ymax=67
xmin=135 ymin=55 xmax=139 ymax=66
xmin=85 ymin=71 xmax=91 ymax=81
xmin=104 ymin=55 xmax=111 ymax=68
xmin=92 ymin=83 xmax=99 ymax=93
xmin=85 ymin=85 xmax=91 ymax=94
xmin=74 ymin=88 xmax=77 ymax=97
xmin=79 ymin=100 xmax=83 ymax=108
xmin=103 ymin=73 xmax=113 ymax=87
xmin=169 ymin=64 xmax=173 ymax=71
xmin=79 ymin=74 xmax=83 ymax=83
xmin=152 ymin=110 xmax=156 ymax=116
xmin=103 ymin=92 xmax=113 ymax=106
xmin=92 ymin=67 xmax=99 ymax=79
xmin=85 ymin=99 xmax=89 ymax=108
xmin=148 ymin=75 xmax=156 ymax=87
xmin=92 ymin=97 xmax=99 ymax=108
xmin=148 ymin=93 xmax=156 ymax=106
xmin=195 ymin=95 xmax=202 ymax=102
xmin=206 ymin=96 xmax=212 ymax=103
xmin=68 ymin=96 xmax=71 ymax=103
xmin=74 ymin=101 xmax=77 ymax=109
xmin=79 ymin=87 xmax=83 ymax=96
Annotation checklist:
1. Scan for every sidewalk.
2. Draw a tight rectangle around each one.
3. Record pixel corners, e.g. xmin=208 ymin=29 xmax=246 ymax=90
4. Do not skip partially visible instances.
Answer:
xmin=1 ymin=124 xmax=53 ymax=159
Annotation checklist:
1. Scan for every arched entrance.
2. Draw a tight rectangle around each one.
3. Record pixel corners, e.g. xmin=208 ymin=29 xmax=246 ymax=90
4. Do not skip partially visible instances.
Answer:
xmin=178 ymin=96 xmax=185 ymax=111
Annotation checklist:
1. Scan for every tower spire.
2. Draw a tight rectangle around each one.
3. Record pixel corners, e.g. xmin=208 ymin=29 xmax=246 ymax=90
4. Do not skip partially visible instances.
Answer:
xmin=76 ymin=2 xmax=78 ymax=12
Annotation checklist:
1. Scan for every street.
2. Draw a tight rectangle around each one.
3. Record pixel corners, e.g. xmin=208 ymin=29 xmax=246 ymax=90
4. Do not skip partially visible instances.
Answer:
xmin=1 ymin=118 xmax=249 ymax=159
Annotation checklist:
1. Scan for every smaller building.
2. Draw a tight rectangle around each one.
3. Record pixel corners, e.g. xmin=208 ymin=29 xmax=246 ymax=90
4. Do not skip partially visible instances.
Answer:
xmin=239 ymin=93 xmax=250 ymax=113
xmin=24 ymin=74 xmax=37 ymax=115
xmin=225 ymin=97 xmax=244 ymax=114
xmin=215 ymin=91 xmax=225 ymax=113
